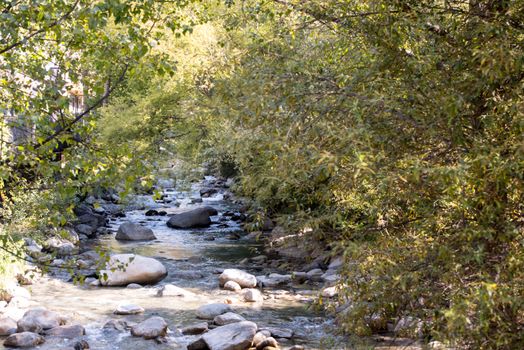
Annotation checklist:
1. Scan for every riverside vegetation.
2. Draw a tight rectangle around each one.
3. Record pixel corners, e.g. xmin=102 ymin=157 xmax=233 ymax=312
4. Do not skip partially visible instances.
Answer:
xmin=1 ymin=1 xmax=523 ymax=349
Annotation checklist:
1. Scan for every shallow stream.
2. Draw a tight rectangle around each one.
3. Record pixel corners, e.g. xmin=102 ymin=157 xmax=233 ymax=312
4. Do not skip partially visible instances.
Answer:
xmin=9 ymin=178 xmax=342 ymax=349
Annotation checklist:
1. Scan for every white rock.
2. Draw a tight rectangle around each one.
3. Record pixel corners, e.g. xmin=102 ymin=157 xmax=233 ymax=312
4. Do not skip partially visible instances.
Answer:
xmin=321 ymin=286 xmax=338 ymax=298
xmin=99 ymin=254 xmax=167 ymax=286
xmin=114 ymin=303 xmax=144 ymax=315
xmin=157 ymin=284 xmax=195 ymax=297
xmin=223 ymin=281 xmax=242 ymax=292
xmin=8 ymin=296 xmax=30 ymax=309
xmin=219 ymin=269 xmax=257 ymax=288
xmin=243 ymin=288 xmax=263 ymax=303
xmin=131 ymin=316 xmax=167 ymax=339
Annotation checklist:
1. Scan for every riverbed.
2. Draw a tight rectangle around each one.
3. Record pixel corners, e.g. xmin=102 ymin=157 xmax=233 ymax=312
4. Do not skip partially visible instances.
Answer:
xmin=13 ymin=177 xmax=343 ymax=350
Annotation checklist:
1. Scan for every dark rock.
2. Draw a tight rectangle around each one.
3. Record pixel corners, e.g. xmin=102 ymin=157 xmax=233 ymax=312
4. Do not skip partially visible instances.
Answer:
xmin=166 ymin=207 xmax=218 ymax=229
xmin=200 ymin=188 xmax=218 ymax=197
xmin=145 ymin=209 xmax=159 ymax=216
xmin=73 ymin=204 xmax=92 ymax=217
xmin=115 ymin=223 xmax=156 ymax=241
xmin=45 ymin=324 xmax=85 ymax=338
xmin=187 ymin=337 xmax=209 ymax=350
xmin=73 ymin=340 xmax=90 ymax=350
xmin=261 ymin=218 xmax=274 ymax=231
xmin=181 ymin=322 xmax=208 ymax=335
xmin=74 ymin=224 xmax=95 ymax=237
xmin=77 ymin=213 xmax=106 ymax=228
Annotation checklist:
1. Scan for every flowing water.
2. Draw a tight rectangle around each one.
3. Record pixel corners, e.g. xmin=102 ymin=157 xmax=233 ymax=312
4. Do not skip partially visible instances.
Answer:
xmin=7 ymin=178 xmax=345 ymax=350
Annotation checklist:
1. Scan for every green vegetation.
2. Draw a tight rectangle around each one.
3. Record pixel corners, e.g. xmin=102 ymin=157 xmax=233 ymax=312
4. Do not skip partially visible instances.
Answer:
xmin=1 ymin=1 xmax=523 ymax=349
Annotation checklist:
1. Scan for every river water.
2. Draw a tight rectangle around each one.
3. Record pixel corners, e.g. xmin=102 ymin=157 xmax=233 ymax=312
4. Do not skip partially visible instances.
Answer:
xmin=10 ymin=178 xmax=345 ymax=350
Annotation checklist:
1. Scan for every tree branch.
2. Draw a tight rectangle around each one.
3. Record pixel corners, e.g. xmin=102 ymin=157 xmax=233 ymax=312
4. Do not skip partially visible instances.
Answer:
xmin=0 ymin=0 xmax=80 ymax=55
xmin=34 ymin=63 xmax=129 ymax=149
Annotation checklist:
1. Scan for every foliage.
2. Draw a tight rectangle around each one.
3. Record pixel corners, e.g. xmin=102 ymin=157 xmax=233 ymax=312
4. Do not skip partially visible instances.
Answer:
xmin=135 ymin=1 xmax=522 ymax=348
xmin=1 ymin=0 xmax=523 ymax=349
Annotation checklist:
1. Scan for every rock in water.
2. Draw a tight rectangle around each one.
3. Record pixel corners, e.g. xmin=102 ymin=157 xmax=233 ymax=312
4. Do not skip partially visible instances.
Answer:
xmin=103 ymin=319 xmax=128 ymax=332
xmin=99 ymin=254 xmax=167 ymax=286
xmin=45 ymin=324 xmax=85 ymax=338
xmin=260 ymin=326 xmax=293 ymax=339
xmin=242 ymin=289 xmax=263 ymax=303
xmin=73 ymin=340 xmax=90 ymax=350
xmin=115 ymin=223 xmax=156 ymax=241
xmin=202 ymin=321 xmax=257 ymax=350
xmin=219 ymin=269 xmax=257 ymax=288
xmin=157 ymin=284 xmax=195 ymax=297
xmin=166 ymin=207 xmax=218 ymax=229
xmin=214 ymin=312 xmax=246 ymax=326
xmin=114 ymin=303 xmax=144 ymax=315
xmin=4 ymin=332 xmax=44 ymax=347
xmin=17 ymin=308 xmax=66 ymax=333
xmin=0 ymin=317 xmax=17 ymax=336
xmin=196 ymin=303 xmax=232 ymax=320
xmin=131 ymin=316 xmax=168 ymax=339
xmin=181 ymin=322 xmax=208 ymax=335
xmin=223 ymin=281 xmax=242 ymax=292
xmin=255 ymin=337 xmax=279 ymax=350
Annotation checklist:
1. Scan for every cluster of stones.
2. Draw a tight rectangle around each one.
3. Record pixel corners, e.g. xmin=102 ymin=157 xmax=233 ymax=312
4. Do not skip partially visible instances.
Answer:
xmin=0 ymin=305 xmax=86 ymax=348
xmin=184 ymin=302 xmax=303 ymax=350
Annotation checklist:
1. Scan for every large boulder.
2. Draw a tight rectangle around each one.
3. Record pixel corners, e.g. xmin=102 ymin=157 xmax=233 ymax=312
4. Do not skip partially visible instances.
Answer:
xmin=202 ymin=321 xmax=257 ymax=350
xmin=3 ymin=332 xmax=44 ymax=348
xmin=166 ymin=207 xmax=218 ymax=229
xmin=115 ymin=223 xmax=156 ymax=241
xmin=131 ymin=316 xmax=167 ymax=339
xmin=99 ymin=254 xmax=167 ymax=286
xmin=196 ymin=303 xmax=232 ymax=320
xmin=17 ymin=308 xmax=66 ymax=333
xmin=219 ymin=269 xmax=257 ymax=288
